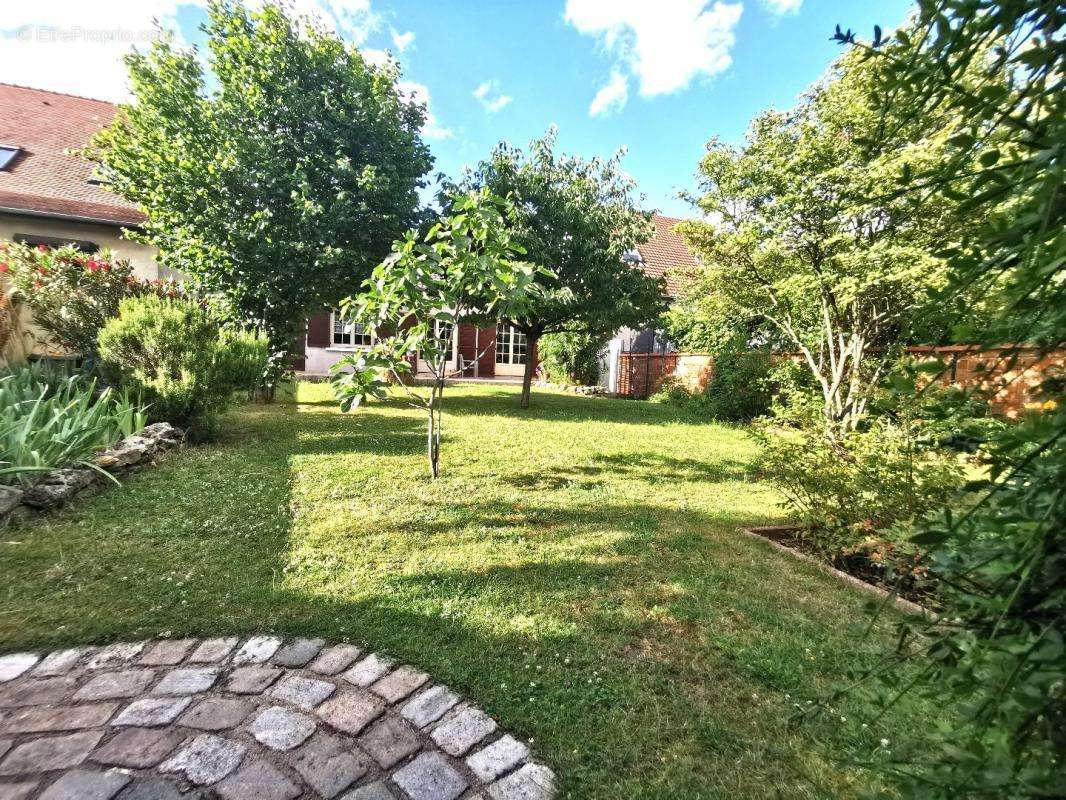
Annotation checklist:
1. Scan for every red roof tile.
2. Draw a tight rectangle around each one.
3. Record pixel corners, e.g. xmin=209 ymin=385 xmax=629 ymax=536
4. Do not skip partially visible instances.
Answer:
xmin=0 ymin=83 xmax=144 ymax=226
xmin=636 ymin=213 xmax=696 ymax=297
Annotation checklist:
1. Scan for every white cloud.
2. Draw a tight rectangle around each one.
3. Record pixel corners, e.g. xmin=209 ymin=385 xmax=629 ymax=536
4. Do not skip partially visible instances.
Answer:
xmin=565 ymin=0 xmax=743 ymax=101
xmin=760 ymin=0 xmax=803 ymax=14
xmin=0 ymin=0 xmax=382 ymax=103
xmin=396 ymin=80 xmax=453 ymax=140
xmin=472 ymin=80 xmax=512 ymax=113
xmin=589 ymin=71 xmax=628 ymax=117
xmin=362 ymin=48 xmax=391 ymax=67
xmin=390 ymin=28 xmax=414 ymax=52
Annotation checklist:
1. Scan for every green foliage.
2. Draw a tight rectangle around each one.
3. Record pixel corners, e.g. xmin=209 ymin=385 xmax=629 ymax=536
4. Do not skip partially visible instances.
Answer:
xmin=756 ymin=412 xmax=964 ymax=560
xmin=88 ymin=0 xmax=432 ymax=387
xmin=217 ymin=329 xmax=271 ymax=400
xmin=0 ymin=362 xmax=147 ymax=486
xmin=704 ymin=342 xmax=774 ymax=422
xmin=458 ymin=128 xmax=666 ymax=406
xmin=676 ymin=45 xmax=993 ymax=439
xmin=97 ymin=295 xmax=249 ymax=439
xmin=537 ymin=331 xmax=605 ymax=386
xmin=331 ymin=190 xmax=544 ymax=477
xmin=826 ymin=2 xmax=1066 ymax=795
xmin=651 ymin=343 xmax=773 ymax=422
xmin=2 ymin=241 xmax=138 ymax=356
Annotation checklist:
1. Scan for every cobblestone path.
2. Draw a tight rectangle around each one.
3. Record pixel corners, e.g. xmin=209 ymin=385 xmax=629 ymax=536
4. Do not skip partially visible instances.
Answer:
xmin=0 ymin=637 xmax=555 ymax=800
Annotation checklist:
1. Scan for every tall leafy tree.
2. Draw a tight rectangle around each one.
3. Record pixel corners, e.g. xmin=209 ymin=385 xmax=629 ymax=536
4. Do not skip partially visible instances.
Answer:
xmin=88 ymin=0 xmax=432 ymax=392
xmin=829 ymin=3 xmax=1065 ymax=796
xmin=676 ymin=47 xmax=986 ymax=440
xmin=459 ymin=129 xmax=665 ymax=407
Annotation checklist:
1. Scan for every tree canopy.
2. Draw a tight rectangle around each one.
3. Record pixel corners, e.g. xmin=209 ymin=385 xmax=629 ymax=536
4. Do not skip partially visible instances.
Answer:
xmin=675 ymin=46 xmax=991 ymax=438
xmin=459 ymin=128 xmax=666 ymax=406
xmin=88 ymin=0 xmax=433 ymax=388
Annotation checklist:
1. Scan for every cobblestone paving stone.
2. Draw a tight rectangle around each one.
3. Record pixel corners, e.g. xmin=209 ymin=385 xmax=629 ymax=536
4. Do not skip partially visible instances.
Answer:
xmin=0 ymin=638 xmax=554 ymax=799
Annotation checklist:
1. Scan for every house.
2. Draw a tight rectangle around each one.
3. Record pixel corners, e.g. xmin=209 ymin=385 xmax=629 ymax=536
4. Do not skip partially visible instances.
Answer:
xmin=601 ymin=213 xmax=695 ymax=391
xmin=0 ymin=83 xmax=164 ymax=357
xmin=301 ymin=214 xmax=696 ymax=381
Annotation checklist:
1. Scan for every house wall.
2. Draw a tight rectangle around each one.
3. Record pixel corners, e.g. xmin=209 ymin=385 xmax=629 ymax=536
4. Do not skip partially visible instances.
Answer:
xmin=302 ymin=314 xmax=539 ymax=379
xmin=0 ymin=212 xmax=162 ymax=359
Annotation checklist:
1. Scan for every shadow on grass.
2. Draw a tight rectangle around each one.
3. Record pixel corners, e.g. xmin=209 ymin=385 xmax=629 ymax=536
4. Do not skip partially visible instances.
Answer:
xmin=0 ymin=390 xmax=914 ymax=799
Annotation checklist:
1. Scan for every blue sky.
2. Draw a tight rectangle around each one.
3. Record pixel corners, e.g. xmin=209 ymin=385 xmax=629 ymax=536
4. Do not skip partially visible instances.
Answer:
xmin=3 ymin=0 xmax=914 ymax=217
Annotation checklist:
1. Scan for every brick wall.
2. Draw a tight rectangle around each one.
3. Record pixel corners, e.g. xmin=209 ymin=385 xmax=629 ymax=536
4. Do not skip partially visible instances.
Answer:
xmin=617 ymin=345 xmax=1063 ymax=415
xmin=911 ymin=345 xmax=1064 ymax=417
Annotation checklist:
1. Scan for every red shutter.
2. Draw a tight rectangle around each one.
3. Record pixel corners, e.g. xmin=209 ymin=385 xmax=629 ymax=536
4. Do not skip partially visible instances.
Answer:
xmin=479 ymin=326 xmax=496 ymax=376
xmin=307 ymin=311 xmax=331 ymax=348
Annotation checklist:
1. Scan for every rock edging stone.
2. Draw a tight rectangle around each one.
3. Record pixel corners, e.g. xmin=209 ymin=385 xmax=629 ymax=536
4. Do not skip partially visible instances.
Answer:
xmin=1 ymin=423 xmax=184 ymax=525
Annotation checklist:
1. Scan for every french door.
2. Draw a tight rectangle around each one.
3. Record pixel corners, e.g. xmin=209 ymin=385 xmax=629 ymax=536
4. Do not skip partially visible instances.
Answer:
xmin=495 ymin=324 xmax=528 ymax=376
xmin=416 ymin=320 xmax=457 ymax=374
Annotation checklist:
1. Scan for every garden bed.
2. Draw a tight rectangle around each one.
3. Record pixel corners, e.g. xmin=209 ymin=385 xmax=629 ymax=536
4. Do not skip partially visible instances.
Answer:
xmin=744 ymin=524 xmax=936 ymax=617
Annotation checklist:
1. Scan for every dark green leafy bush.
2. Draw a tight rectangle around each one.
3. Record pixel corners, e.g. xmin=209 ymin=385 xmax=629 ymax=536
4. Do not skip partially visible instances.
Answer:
xmin=651 ymin=342 xmax=773 ymax=421
xmin=537 ymin=331 xmax=605 ymax=386
xmin=97 ymin=295 xmax=263 ymax=439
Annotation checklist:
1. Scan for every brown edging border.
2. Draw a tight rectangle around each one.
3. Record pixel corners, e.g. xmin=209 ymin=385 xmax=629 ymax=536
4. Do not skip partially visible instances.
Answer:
xmin=742 ymin=525 xmax=936 ymax=619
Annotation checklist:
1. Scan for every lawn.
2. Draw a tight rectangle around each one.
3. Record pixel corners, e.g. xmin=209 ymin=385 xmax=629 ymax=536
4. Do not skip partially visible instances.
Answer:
xmin=0 ymin=383 xmax=922 ymax=799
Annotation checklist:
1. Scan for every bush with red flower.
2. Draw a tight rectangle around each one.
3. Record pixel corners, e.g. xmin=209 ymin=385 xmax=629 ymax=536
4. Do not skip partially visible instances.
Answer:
xmin=3 ymin=240 xmax=140 ymax=357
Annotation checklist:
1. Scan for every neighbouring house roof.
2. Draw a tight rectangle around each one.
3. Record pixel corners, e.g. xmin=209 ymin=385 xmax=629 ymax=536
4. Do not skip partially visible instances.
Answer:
xmin=0 ymin=83 xmax=144 ymax=227
xmin=635 ymin=213 xmax=697 ymax=297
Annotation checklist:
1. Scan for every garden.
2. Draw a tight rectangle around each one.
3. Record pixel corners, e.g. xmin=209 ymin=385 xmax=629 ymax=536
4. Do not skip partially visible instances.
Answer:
xmin=1 ymin=1 xmax=1062 ymax=798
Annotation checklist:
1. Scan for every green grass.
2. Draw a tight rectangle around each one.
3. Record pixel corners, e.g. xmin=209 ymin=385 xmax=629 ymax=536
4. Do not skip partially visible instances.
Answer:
xmin=0 ymin=383 xmax=921 ymax=798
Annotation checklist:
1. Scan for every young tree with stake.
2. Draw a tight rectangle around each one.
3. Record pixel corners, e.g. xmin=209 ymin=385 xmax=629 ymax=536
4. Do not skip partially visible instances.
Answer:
xmin=331 ymin=191 xmax=546 ymax=478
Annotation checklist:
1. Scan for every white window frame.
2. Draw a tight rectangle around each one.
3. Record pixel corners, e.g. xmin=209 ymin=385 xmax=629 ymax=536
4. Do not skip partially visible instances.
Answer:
xmin=328 ymin=310 xmax=374 ymax=350
xmin=495 ymin=323 xmax=528 ymax=366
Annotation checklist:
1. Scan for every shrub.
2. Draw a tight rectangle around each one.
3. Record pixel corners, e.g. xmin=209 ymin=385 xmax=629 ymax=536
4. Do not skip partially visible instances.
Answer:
xmin=218 ymin=329 xmax=271 ymax=400
xmin=537 ymin=331 xmax=605 ymax=386
xmin=704 ymin=342 xmax=773 ymax=421
xmin=0 ymin=362 xmax=146 ymax=486
xmin=2 ymin=241 xmax=137 ymax=357
xmin=756 ymin=411 xmax=964 ymax=560
xmin=650 ymin=342 xmax=773 ymax=421
xmin=97 ymin=295 xmax=250 ymax=439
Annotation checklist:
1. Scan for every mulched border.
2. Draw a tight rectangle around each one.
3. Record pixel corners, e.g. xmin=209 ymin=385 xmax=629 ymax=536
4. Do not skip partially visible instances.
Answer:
xmin=742 ymin=524 xmax=936 ymax=618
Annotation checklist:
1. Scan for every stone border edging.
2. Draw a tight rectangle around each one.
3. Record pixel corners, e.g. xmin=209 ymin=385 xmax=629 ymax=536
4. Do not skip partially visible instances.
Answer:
xmin=0 ymin=635 xmax=555 ymax=800
xmin=742 ymin=525 xmax=936 ymax=619
xmin=0 ymin=422 xmax=184 ymax=526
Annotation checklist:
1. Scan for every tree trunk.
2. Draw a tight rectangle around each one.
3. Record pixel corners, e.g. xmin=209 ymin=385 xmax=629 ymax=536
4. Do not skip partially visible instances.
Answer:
xmin=520 ymin=335 xmax=538 ymax=409
xmin=426 ymin=380 xmax=443 ymax=479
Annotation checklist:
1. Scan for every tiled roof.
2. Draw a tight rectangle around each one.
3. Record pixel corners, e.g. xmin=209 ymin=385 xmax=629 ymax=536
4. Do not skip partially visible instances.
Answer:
xmin=635 ymin=213 xmax=696 ymax=297
xmin=0 ymin=83 xmax=144 ymax=226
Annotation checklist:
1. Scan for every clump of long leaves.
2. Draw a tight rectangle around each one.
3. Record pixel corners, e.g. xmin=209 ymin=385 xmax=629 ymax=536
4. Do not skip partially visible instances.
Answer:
xmin=0 ymin=363 xmax=147 ymax=487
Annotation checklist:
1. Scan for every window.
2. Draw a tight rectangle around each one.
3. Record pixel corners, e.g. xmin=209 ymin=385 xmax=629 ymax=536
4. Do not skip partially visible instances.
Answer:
xmin=0 ymin=146 xmax=20 ymax=171
xmin=421 ymin=320 xmax=455 ymax=363
xmin=14 ymin=234 xmax=97 ymax=253
xmin=495 ymin=324 xmax=527 ymax=365
xmin=330 ymin=311 xmax=372 ymax=347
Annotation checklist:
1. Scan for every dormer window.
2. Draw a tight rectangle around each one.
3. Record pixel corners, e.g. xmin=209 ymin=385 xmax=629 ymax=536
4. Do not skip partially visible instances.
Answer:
xmin=0 ymin=146 xmax=21 ymax=171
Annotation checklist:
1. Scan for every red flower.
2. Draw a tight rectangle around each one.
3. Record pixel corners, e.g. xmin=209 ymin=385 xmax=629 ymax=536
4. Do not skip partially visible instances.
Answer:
xmin=37 ymin=244 xmax=48 ymax=252
xmin=37 ymin=266 xmax=49 ymax=276
xmin=33 ymin=280 xmax=43 ymax=289
xmin=86 ymin=260 xmax=101 ymax=273
xmin=102 ymin=262 xmax=112 ymax=272
xmin=0 ymin=262 xmax=8 ymax=273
